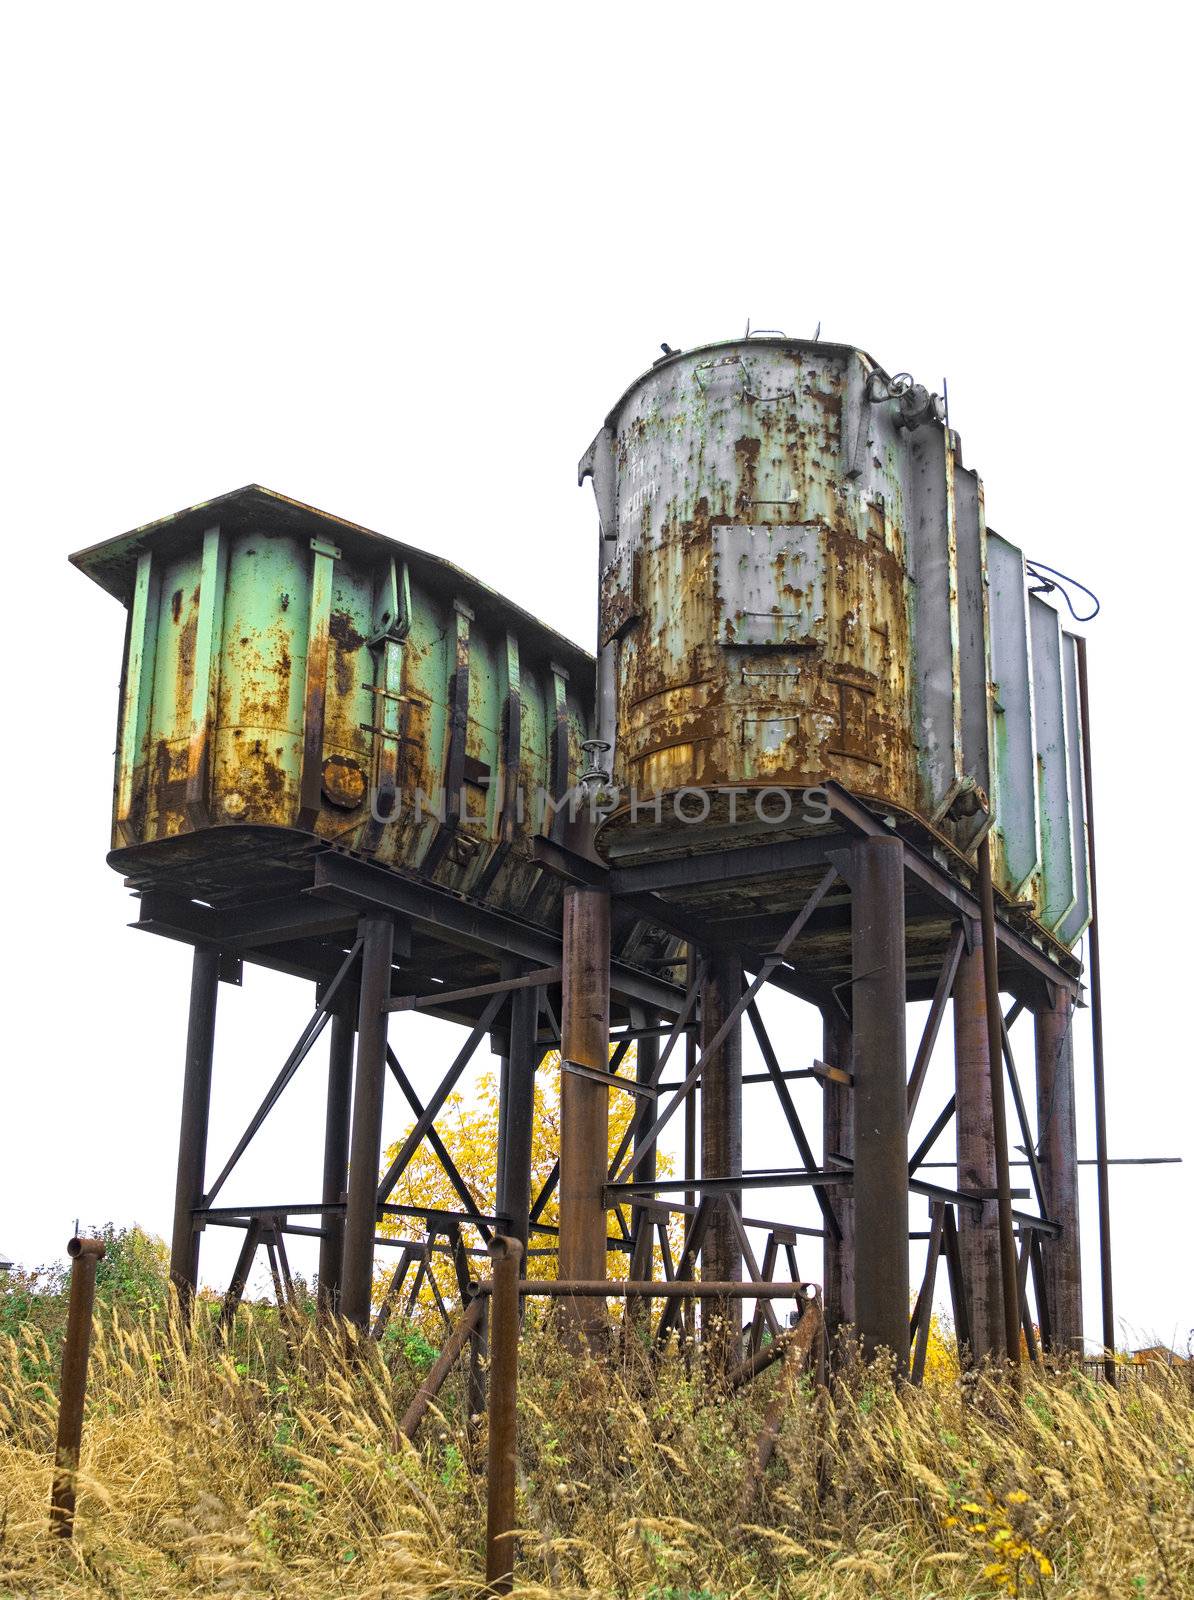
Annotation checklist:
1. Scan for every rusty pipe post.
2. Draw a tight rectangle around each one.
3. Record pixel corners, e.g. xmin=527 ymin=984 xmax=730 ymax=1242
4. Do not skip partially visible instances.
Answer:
xmin=954 ymin=924 xmax=1004 ymax=1362
xmin=169 ymin=947 xmax=220 ymax=1310
xmin=50 ymin=1237 xmax=106 ymax=1539
xmin=341 ymin=914 xmax=395 ymax=1329
xmin=317 ymin=1009 xmax=355 ymax=1313
xmin=1076 ymin=636 xmax=1115 ymax=1384
xmin=977 ymin=836 xmax=1022 ymax=1369
xmin=558 ymin=887 xmax=610 ymax=1342
xmin=848 ymin=836 xmax=910 ymax=1369
xmin=1035 ymin=990 xmax=1083 ymax=1355
xmin=485 ymin=1235 xmax=523 ymax=1596
xmin=700 ymin=953 xmax=743 ymax=1366
xmin=820 ymin=1004 xmax=854 ymax=1349
xmin=497 ymin=979 xmax=539 ymax=1254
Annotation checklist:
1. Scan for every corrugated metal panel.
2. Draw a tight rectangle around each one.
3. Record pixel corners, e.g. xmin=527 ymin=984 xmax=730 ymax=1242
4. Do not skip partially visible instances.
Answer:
xmin=907 ymin=426 xmax=962 ymax=818
xmin=1057 ymin=630 xmax=1092 ymax=945
xmin=954 ymin=460 xmax=992 ymax=830
xmin=987 ymin=532 xmax=1042 ymax=899
xmin=1029 ymin=594 xmax=1077 ymax=932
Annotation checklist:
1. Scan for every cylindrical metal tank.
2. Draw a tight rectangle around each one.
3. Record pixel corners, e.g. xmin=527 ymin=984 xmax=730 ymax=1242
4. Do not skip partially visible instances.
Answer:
xmin=581 ymin=336 xmax=1090 ymax=950
xmin=72 ymin=486 xmax=593 ymax=928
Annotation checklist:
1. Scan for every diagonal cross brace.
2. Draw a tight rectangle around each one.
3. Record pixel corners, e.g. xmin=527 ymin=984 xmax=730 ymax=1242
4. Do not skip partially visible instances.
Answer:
xmin=614 ymin=867 xmax=839 ymax=1185
xmin=906 ymin=923 xmax=966 ymax=1120
xmin=386 ymin=1047 xmax=492 ymax=1241
xmin=377 ymin=990 xmax=507 ymax=1204
xmin=746 ymin=1001 xmax=842 ymax=1241
xmin=205 ymin=938 xmax=362 ymax=1207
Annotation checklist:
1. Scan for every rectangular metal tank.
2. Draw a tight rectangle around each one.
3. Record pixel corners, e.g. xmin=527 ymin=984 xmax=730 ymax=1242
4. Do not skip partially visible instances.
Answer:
xmin=71 ymin=486 xmax=594 ymax=925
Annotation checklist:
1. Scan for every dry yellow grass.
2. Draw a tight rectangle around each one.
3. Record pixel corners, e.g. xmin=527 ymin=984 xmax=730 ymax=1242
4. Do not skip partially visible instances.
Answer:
xmin=1 ymin=1302 xmax=1192 ymax=1598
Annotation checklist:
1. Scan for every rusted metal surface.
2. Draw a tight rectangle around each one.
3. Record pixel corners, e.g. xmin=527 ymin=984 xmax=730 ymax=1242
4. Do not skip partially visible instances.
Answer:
xmin=845 ymin=836 xmax=909 ymax=1368
xmin=71 ymin=486 xmax=593 ymax=932
xmin=820 ymin=1004 xmax=854 ymax=1343
xmin=558 ymin=887 xmax=611 ymax=1339
xmin=978 ymin=837 xmax=1023 ymax=1368
xmin=169 ymin=947 xmax=220 ymax=1305
xmin=317 ymin=1010 xmax=354 ymax=1312
xmin=581 ymin=338 xmax=1091 ymax=955
xmin=484 ymin=1236 xmax=522 ymax=1594
xmin=340 ymin=914 xmax=394 ymax=1328
xmin=50 ymin=1237 xmax=106 ymax=1539
xmin=953 ymin=929 xmax=1003 ymax=1362
xmin=699 ymin=953 xmax=743 ymax=1357
xmin=1035 ymin=992 xmax=1083 ymax=1355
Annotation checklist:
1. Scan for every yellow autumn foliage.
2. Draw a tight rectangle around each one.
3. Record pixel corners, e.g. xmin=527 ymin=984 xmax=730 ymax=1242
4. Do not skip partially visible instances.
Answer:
xmin=376 ymin=1049 xmax=678 ymax=1327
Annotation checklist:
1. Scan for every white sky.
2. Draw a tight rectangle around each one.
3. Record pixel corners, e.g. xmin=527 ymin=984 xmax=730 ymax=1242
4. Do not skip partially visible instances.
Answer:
xmin=2 ymin=5 xmax=1189 ymax=1351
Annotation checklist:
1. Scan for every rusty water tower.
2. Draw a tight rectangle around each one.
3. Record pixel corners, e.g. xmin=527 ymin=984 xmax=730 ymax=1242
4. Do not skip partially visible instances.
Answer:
xmin=71 ymin=331 xmax=1111 ymax=1375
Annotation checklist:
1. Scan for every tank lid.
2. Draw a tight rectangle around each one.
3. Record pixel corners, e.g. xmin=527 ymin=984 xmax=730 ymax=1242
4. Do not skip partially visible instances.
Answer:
xmin=597 ymin=334 xmax=891 ymax=430
xmin=69 ymin=484 xmax=594 ymax=674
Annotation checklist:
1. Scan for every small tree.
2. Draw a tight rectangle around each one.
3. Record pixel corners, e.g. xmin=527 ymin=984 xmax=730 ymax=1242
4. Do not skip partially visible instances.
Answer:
xmin=375 ymin=1050 xmax=677 ymax=1332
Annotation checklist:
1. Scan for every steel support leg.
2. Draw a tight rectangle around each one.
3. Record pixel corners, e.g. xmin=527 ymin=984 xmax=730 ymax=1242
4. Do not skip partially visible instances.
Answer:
xmin=169 ymin=947 xmax=221 ymax=1306
xmin=558 ymin=887 xmax=611 ymax=1339
xmin=1035 ymin=990 xmax=1083 ymax=1355
xmin=340 ymin=915 xmax=394 ymax=1328
xmin=821 ymin=1005 xmax=855 ymax=1346
xmin=700 ymin=954 xmax=743 ymax=1361
xmin=497 ymin=978 xmax=540 ymax=1253
xmin=849 ymin=837 xmax=909 ymax=1368
xmin=317 ymin=1010 xmax=355 ymax=1312
xmin=954 ymin=927 xmax=1003 ymax=1362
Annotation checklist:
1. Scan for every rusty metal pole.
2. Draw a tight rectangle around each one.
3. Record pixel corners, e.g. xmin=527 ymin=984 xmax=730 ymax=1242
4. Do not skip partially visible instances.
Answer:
xmin=977 ymin=837 xmax=1023 ymax=1368
xmin=50 ymin=1237 xmax=106 ymax=1538
xmin=700 ymin=954 xmax=743 ymax=1364
xmin=1076 ymin=635 xmax=1115 ymax=1385
xmin=848 ymin=837 xmax=909 ymax=1369
xmin=497 ymin=980 xmax=539 ymax=1254
xmin=169 ymin=947 xmax=220 ymax=1309
xmin=953 ymin=924 xmax=1004 ymax=1362
xmin=340 ymin=914 xmax=394 ymax=1328
xmin=317 ymin=1008 xmax=355 ymax=1313
xmin=558 ymin=887 xmax=610 ymax=1341
xmin=1035 ymin=989 xmax=1083 ymax=1356
xmin=820 ymin=1004 xmax=854 ymax=1348
xmin=485 ymin=1235 xmax=523 ymax=1595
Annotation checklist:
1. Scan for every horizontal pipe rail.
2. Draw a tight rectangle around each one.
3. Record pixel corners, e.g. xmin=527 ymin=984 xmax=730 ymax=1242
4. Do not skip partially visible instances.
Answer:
xmin=469 ymin=1279 xmax=818 ymax=1299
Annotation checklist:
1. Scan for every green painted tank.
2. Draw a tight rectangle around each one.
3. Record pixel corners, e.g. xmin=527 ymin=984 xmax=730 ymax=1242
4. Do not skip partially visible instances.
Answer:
xmin=71 ymin=486 xmax=594 ymax=924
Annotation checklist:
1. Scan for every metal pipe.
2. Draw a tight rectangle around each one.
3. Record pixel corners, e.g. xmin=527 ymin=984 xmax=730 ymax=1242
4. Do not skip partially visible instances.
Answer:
xmin=1076 ymin=636 xmax=1115 ymax=1385
xmin=1035 ymin=990 xmax=1083 ymax=1355
xmin=558 ymin=887 xmax=611 ymax=1339
xmin=470 ymin=1279 xmax=816 ymax=1299
xmin=169 ymin=947 xmax=220 ymax=1307
xmin=341 ymin=914 xmax=395 ymax=1327
xmin=700 ymin=954 xmax=743 ymax=1360
xmin=485 ymin=1236 xmax=523 ymax=1594
xmin=317 ymin=1010 xmax=355 ymax=1312
xmin=820 ymin=1003 xmax=854 ymax=1344
xmin=50 ymin=1237 xmax=106 ymax=1538
xmin=497 ymin=981 xmax=539 ymax=1252
xmin=977 ymin=837 xmax=1022 ymax=1368
xmin=849 ymin=836 xmax=910 ymax=1368
xmin=954 ymin=928 xmax=1003 ymax=1361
